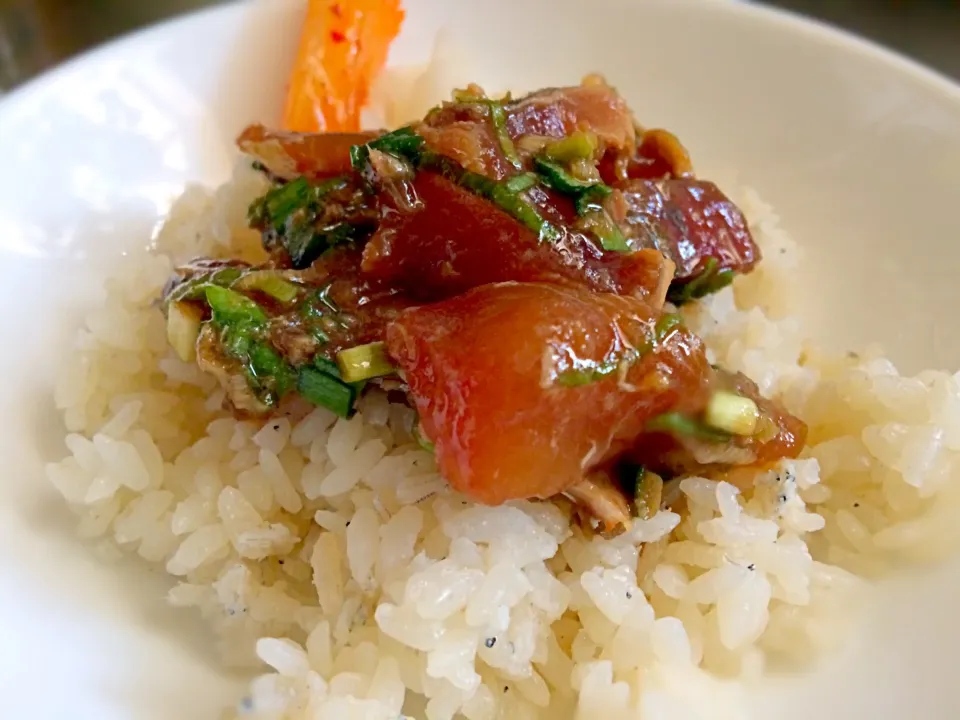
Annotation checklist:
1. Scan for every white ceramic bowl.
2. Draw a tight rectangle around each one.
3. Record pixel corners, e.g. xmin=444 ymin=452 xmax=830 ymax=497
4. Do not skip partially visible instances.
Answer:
xmin=2 ymin=0 xmax=959 ymax=717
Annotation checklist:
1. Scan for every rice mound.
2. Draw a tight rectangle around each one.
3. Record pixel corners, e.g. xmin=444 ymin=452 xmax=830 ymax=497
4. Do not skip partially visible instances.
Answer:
xmin=46 ymin=161 xmax=960 ymax=720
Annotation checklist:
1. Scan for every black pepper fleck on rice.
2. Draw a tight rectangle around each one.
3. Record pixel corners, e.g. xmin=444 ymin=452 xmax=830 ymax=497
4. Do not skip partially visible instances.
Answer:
xmin=485 ymin=637 xmax=496 ymax=648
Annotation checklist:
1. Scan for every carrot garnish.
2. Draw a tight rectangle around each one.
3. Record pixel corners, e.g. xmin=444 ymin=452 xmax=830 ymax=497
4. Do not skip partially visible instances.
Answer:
xmin=283 ymin=0 xmax=405 ymax=133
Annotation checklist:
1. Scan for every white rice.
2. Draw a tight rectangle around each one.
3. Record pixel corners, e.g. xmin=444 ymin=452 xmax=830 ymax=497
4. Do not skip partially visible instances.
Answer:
xmin=45 ymin=159 xmax=960 ymax=719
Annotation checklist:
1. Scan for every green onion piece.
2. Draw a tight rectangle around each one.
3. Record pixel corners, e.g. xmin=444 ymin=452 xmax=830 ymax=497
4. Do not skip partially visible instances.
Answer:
xmin=703 ymin=391 xmax=760 ymax=436
xmin=204 ymin=286 xmax=267 ymax=327
xmin=646 ymin=412 xmax=731 ymax=442
xmin=534 ymin=157 xmax=603 ymax=194
xmin=654 ymin=313 xmax=683 ymax=342
xmin=574 ymin=184 xmax=614 ymax=216
xmin=248 ymin=175 xmax=358 ymax=270
xmin=336 ymin=342 xmax=395 ymax=383
xmin=556 ymin=362 xmax=617 ymax=388
xmin=249 ymin=177 xmax=312 ymax=230
xmin=489 ymin=183 xmax=562 ymax=244
xmin=285 ymin=220 xmax=364 ymax=270
xmin=555 ymin=349 xmax=640 ymax=387
xmin=413 ymin=423 xmax=435 ymax=453
xmin=534 ymin=156 xmax=614 ymax=223
xmin=350 ymin=126 xmax=425 ymax=171
xmin=232 ymin=271 xmax=300 ymax=304
xmin=503 ymin=172 xmax=538 ymax=193
xmin=579 ymin=210 xmax=630 ymax=253
xmin=221 ymin=323 xmax=255 ymax=359
xmin=371 ymin=126 xmax=425 ymax=161
xmin=667 ymin=258 xmax=737 ymax=305
xmin=166 ymin=301 xmax=203 ymax=362
xmin=633 ymin=468 xmax=664 ymax=520
xmin=167 ymin=266 xmax=245 ymax=304
xmin=449 ymin=90 xmax=522 ymax=170
xmin=249 ymin=342 xmax=297 ymax=399
xmin=349 ymin=143 xmax=368 ymax=171
xmin=297 ymin=366 xmax=356 ymax=418
xmin=635 ymin=313 xmax=684 ymax=356
xmin=594 ymin=223 xmax=629 ymax=253
xmin=313 ymin=356 xmax=342 ymax=378
xmin=249 ymin=176 xmax=350 ymax=230
xmin=488 ymin=102 xmax=522 ymax=170
xmin=544 ymin=131 xmax=598 ymax=162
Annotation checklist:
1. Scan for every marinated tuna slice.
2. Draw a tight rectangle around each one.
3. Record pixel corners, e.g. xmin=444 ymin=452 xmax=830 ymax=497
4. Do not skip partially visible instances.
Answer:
xmin=238 ymin=124 xmax=378 ymax=180
xmin=630 ymin=369 xmax=807 ymax=477
xmin=385 ymin=282 xmax=711 ymax=505
xmin=599 ymin=127 xmax=694 ymax=183
xmin=361 ymin=170 xmax=674 ymax=302
xmin=612 ymin=178 xmax=759 ymax=301
xmin=421 ymin=79 xmax=636 ymax=178
xmin=505 ymin=81 xmax=636 ymax=152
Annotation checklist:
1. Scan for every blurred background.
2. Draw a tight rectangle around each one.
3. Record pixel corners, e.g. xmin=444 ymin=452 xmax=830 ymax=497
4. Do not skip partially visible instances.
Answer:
xmin=1 ymin=0 xmax=959 ymax=91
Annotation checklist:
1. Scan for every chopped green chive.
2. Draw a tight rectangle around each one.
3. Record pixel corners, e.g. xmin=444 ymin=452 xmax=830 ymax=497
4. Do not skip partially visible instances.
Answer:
xmin=249 ymin=342 xmax=296 ymax=398
xmin=284 ymin=220 xmax=365 ymax=270
xmin=313 ymin=356 xmax=342 ymax=378
xmin=249 ymin=177 xmax=312 ymax=230
xmin=490 ymin=182 xmax=562 ymax=243
xmin=704 ymin=391 xmax=760 ymax=436
xmin=574 ymin=185 xmax=614 ymax=215
xmin=578 ymin=209 xmax=630 ymax=253
xmin=667 ymin=258 xmax=737 ymax=305
xmin=654 ymin=313 xmax=683 ymax=341
xmin=248 ymin=175 xmax=363 ymax=270
xmin=534 ymin=157 xmax=602 ymax=194
xmin=166 ymin=266 xmax=245 ymax=305
xmin=297 ymin=366 xmax=356 ymax=418
xmin=336 ymin=342 xmax=395 ymax=383
xmin=413 ymin=423 xmax=435 ymax=453
xmin=646 ymin=411 xmax=731 ymax=442
xmin=204 ymin=286 xmax=267 ymax=327
xmin=555 ymin=349 xmax=640 ymax=387
xmin=232 ymin=271 xmax=300 ymax=304
xmin=503 ymin=172 xmax=538 ymax=193
xmin=544 ymin=131 xmax=598 ymax=162
xmin=350 ymin=126 xmax=425 ymax=172
xmin=533 ymin=156 xmax=613 ymax=216
xmin=450 ymin=90 xmax=522 ymax=170
xmin=488 ymin=102 xmax=523 ymax=170
xmin=633 ymin=467 xmax=663 ymax=520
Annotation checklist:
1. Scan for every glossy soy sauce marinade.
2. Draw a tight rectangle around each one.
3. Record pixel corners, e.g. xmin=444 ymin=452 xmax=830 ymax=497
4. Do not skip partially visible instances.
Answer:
xmin=161 ymin=78 xmax=805 ymax=530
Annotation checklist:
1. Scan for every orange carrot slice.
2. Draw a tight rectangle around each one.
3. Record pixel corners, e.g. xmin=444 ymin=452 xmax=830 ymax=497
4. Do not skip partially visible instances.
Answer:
xmin=283 ymin=0 xmax=405 ymax=133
